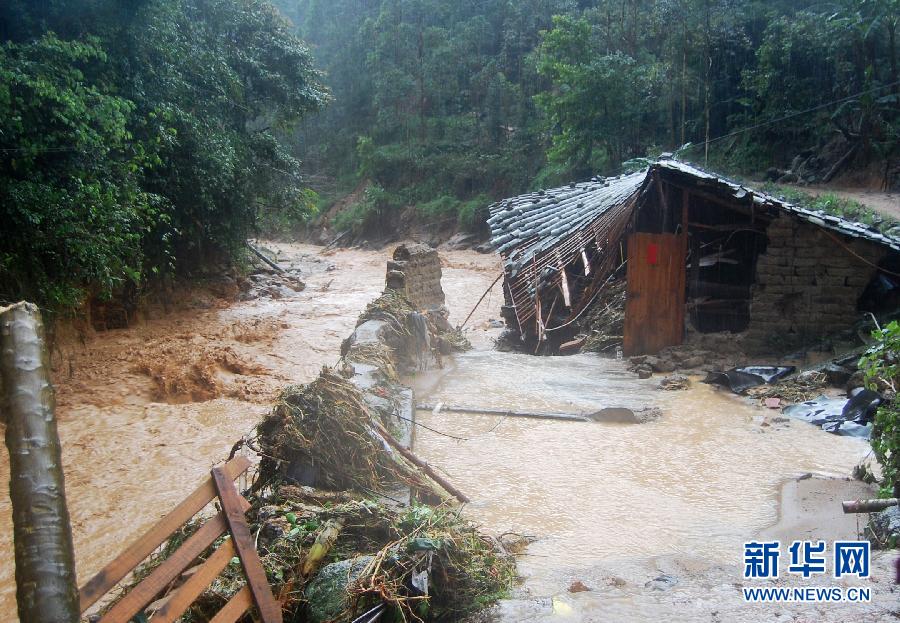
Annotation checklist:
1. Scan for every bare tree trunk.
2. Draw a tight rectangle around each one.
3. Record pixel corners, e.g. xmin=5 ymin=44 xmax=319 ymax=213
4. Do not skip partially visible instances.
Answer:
xmin=703 ymin=1 xmax=711 ymax=166
xmin=890 ymin=19 xmax=898 ymax=98
xmin=704 ymin=54 xmax=711 ymax=166
xmin=1 ymin=302 xmax=79 ymax=623
xmin=680 ymin=28 xmax=687 ymax=147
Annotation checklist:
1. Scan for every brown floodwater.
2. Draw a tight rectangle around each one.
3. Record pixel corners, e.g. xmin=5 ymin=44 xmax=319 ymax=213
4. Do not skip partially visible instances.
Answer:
xmin=410 ymin=351 xmax=897 ymax=621
xmin=0 ymin=243 xmax=502 ymax=619
xmin=1 ymin=241 xmax=894 ymax=622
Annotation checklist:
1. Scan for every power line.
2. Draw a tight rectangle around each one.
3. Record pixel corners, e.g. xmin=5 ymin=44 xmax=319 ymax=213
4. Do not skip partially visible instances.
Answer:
xmin=684 ymin=80 xmax=900 ymax=151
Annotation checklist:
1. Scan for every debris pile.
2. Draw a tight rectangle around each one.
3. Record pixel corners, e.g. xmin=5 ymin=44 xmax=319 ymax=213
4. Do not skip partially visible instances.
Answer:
xmin=102 ymin=249 xmax=512 ymax=622
xmin=256 ymin=369 xmax=434 ymax=495
xmin=581 ymin=280 xmax=626 ymax=353
xmin=119 ymin=487 xmax=515 ymax=623
xmin=658 ymin=374 xmax=691 ymax=391
xmin=747 ymin=371 xmax=828 ymax=405
xmin=353 ymin=290 xmax=471 ymax=370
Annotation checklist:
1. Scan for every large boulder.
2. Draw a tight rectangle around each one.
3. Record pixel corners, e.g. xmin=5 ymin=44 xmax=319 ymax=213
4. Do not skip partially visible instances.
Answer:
xmin=306 ymin=556 xmax=375 ymax=623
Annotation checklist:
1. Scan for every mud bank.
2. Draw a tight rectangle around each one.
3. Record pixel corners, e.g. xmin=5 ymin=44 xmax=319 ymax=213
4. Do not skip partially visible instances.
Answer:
xmin=0 ymin=243 xmax=502 ymax=619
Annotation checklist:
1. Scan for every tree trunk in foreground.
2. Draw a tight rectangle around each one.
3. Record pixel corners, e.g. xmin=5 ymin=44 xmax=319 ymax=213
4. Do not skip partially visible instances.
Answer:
xmin=0 ymin=302 xmax=79 ymax=623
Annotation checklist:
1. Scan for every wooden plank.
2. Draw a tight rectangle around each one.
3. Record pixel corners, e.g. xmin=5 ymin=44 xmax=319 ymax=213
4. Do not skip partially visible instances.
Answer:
xmin=623 ymin=233 xmax=687 ymax=355
xmin=149 ymin=539 xmax=236 ymax=623
xmin=79 ymin=455 xmax=252 ymax=612
xmin=98 ymin=495 xmax=251 ymax=623
xmin=209 ymin=586 xmax=253 ymax=623
xmin=212 ymin=467 xmax=283 ymax=623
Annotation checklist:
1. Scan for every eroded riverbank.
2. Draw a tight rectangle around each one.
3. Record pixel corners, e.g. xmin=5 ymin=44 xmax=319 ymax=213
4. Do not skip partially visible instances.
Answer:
xmin=0 ymin=243 xmax=502 ymax=618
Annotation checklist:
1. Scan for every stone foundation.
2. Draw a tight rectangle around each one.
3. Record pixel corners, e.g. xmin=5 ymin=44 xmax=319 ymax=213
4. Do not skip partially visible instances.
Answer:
xmin=744 ymin=214 xmax=885 ymax=351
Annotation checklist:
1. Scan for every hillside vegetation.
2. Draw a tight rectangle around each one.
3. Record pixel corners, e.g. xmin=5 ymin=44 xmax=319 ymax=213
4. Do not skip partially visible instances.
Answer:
xmin=1 ymin=1 xmax=898 ymax=310
xmin=0 ymin=0 xmax=327 ymax=311
xmin=277 ymin=0 xmax=899 ymax=235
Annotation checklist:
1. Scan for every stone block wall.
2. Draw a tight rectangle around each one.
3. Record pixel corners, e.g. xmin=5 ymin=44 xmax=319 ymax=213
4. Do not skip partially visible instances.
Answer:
xmin=744 ymin=214 xmax=885 ymax=350
xmin=385 ymin=243 xmax=446 ymax=311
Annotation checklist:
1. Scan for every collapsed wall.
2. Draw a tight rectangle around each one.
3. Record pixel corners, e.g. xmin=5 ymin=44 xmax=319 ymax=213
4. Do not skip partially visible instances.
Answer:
xmin=386 ymin=243 xmax=445 ymax=311
xmin=744 ymin=214 xmax=886 ymax=351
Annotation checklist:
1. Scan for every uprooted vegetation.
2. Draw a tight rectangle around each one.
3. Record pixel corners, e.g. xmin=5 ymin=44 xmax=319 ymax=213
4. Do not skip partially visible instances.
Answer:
xmin=256 ymin=369 xmax=431 ymax=495
xmin=354 ymin=290 xmax=472 ymax=364
xmin=124 ymin=487 xmax=515 ymax=622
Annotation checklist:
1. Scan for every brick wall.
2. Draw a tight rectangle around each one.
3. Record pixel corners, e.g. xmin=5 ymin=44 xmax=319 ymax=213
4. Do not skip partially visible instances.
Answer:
xmin=385 ymin=243 xmax=446 ymax=310
xmin=745 ymin=214 xmax=885 ymax=350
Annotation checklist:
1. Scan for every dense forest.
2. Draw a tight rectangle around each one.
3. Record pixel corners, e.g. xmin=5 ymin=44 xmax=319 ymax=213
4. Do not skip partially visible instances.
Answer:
xmin=0 ymin=0 xmax=898 ymax=312
xmin=280 ymin=0 xmax=899 ymax=236
xmin=0 ymin=0 xmax=327 ymax=311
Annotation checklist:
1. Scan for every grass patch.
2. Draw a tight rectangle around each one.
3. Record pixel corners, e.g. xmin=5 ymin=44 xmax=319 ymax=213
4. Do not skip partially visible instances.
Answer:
xmin=760 ymin=183 xmax=897 ymax=234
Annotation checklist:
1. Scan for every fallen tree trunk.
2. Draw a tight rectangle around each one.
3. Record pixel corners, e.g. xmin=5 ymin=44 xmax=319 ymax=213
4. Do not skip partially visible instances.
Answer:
xmin=0 ymin=302 xmax=79 ymax=623
xmin=370 ymin=420 xmax=470 ymax=503
xmin=823 ymin=143 xmax=859 ymax=183
xmin=842 ymin=498 xmax=899 ymax=514
xmin=246 ymin=241 xmax=287 ymax=274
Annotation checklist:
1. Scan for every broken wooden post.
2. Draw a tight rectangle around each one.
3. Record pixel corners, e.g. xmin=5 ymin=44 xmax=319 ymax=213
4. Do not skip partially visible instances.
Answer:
xmin=0 ymin=302 xmax=79 ymax=623
xmin=842 ymin=498 xmax=899 ymax=514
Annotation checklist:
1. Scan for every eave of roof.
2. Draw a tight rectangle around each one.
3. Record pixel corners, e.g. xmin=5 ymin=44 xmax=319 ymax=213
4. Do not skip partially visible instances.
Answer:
xmin=654 ymin=159 xmax=900 ymax=253
xmin=487 ymin=160 xmax=900 ymax=276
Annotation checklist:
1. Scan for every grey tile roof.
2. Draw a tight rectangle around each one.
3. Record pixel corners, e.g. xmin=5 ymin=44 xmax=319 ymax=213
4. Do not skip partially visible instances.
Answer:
xmin=487 ymin=170 xmax=646 ymax=277
xmin=488 ymin=160 xmax=900 ymax=275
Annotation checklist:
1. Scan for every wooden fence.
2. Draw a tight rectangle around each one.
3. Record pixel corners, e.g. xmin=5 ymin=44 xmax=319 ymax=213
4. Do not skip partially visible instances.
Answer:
xmin=77 ymin=455 xmax=281 ymax=623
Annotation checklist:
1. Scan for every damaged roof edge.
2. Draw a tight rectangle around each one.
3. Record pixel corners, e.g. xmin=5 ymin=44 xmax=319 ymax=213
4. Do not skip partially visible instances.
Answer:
xmin=488 ymin=160 xmax=900 ymax=275
xmin=654 ymin=159 xmax=900 ymax=253
xmin=488 ymin=170 xmax=647 ymax=276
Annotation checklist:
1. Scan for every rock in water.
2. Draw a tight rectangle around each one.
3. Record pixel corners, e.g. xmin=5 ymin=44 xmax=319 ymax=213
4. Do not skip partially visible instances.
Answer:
xmin=658 ymin=374 xmax=691 ymax=391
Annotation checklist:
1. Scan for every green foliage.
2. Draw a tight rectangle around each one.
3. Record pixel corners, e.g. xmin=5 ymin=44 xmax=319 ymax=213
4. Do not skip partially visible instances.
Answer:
xmin=0 ymin=0 xmax=327 ymax=311
xmin=0 ymin=34 xmax=163 ymax=309
xmin=859 ymin=320 xmax=900 ymax=497
xmin=255 ymin=187 xmax=320 ymax=237
xmin=418 ymin=193 xmax=491 ymax=231
xmin=761 ymin=183 xmax=897 ymax=233
xmin=280 ymin=0 xmax=900 ymax=215
xmin=535 ymin=16 xmax=655 ymax=177
xmin=332 ymin=184 xmax=400 ymax=235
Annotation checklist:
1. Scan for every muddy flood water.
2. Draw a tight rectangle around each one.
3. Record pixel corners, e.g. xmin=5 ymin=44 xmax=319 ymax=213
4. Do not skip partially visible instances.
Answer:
xmin=410 ymin=352 xmax=896 ymax=621
xmin=0 ymin=243 xmax=896 ymax=622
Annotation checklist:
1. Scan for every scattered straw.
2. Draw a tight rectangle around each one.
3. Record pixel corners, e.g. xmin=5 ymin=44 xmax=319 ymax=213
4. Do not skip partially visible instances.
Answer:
xmin=748 ymin=372 xmax=828 ymax=405
xmin=581 ymin=280 xmax=626 ymax=352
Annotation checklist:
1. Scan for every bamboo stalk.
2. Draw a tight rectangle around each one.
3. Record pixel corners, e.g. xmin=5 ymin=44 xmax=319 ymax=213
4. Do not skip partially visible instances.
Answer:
xmin=0 ymin=302 xmax=79 ymax=622
xmin=417 ymin=404 xmax=589 ymax=423
xmin=302 ymin=520 xmax=343 ymax=576
xmin=370 ymin=420 xmax=470 ymax=503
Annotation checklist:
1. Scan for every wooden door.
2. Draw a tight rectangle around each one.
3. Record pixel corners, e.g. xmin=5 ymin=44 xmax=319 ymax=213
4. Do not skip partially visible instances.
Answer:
xmin=623 ymin=233 xmax=687 ymax=356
